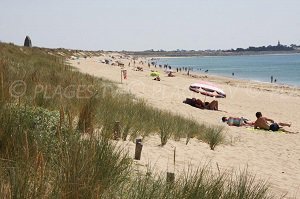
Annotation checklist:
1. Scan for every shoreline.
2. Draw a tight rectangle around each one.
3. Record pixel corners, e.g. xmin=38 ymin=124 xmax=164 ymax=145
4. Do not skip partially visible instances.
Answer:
xmin=154 ymin=55 xmax=300 ymax=88
xmin=146 ymin=63 xmax=300 ymax=97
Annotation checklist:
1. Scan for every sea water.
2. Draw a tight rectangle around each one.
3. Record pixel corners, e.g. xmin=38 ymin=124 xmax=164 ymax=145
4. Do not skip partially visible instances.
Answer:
xmin=156 ymin=54 xmax=300 ymax=87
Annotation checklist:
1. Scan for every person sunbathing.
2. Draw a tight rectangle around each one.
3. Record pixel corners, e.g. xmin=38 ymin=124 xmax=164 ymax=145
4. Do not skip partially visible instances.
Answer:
xmin=153 ymin=76 xmax=161 ymax=81
xmin=254 ymin=112 xmax=294 ymax=133
xmin=222 ymin=116 xmax=254 ymax=127
xmin=184 ymin=98 xmax=218 ymax=110
xmin=202 ymin=100 xmax=218 ymax=110
xmin=136 ymin=66 xmax=143 ymax=71
xmin=168 ymin=72 xmax=175 ymax=77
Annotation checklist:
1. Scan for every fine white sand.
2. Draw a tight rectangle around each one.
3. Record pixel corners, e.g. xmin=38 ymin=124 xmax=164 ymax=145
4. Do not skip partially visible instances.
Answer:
xmin=69 ymin=54 xmax=300 ymax=198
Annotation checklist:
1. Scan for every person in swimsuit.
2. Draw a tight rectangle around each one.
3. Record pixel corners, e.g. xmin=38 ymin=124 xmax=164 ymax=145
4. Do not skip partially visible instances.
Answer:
xmin=153 ymin=76 xmax=161 ymax=81
xmin=183 ymin=98 xmax=218 ymax=110
xmin=222 ymin=117 xmax=254 ymax=126
xmin=254 ymin=112 xmax=293 ymax=133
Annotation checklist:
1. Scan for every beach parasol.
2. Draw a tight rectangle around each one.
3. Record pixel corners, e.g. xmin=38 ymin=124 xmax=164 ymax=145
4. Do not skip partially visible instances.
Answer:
xmin=189 ymin=81 xmax=226 ymax=98
xmin=150 ymin=71 xmax=160 ymax=77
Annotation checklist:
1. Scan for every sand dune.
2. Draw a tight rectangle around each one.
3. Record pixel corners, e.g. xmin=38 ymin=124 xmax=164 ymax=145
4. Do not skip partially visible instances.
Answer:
xmin=69 ymin=54 xmax=300 ymax=198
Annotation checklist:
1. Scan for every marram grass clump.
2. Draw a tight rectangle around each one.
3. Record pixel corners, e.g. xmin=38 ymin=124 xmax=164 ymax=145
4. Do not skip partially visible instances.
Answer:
xmin=203 ymin=126 xmax=225 ymax=150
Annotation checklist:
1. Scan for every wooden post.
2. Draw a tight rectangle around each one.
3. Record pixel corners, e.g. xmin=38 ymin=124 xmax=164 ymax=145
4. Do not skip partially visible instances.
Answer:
xmin=166 ymin=172 xmax=175 ymax=183
xmin=173 ymin=147 xmax=176 ymax=167
xmin=113 ymin=121 xmax=121 ymax=140
xmin=186 ymin=136 xmax=190 ymax=145
xmin=216 ymin=163 xmax=220 ymax=174
xmin=121 ymin=70 xmax=123 ymax=84
xmin=166 ymin=148 xmax=176 ymax=184
xmin=134 ymin=138 xmax=143 ymax=160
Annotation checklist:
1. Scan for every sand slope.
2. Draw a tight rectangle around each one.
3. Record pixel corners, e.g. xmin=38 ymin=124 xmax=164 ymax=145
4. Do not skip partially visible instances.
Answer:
xmin=69 ymin=55 xmax=300 ymax=198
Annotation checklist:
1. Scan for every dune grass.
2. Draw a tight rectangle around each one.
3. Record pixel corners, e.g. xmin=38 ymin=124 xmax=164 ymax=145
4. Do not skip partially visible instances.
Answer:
xmin=0 ymin=42 xmax=279 ymax=198
xmin=117 ymin=167 xmax=275 ymax=199
xmin=203 ymin=126 xmax=225 ymax=150
xmin=0 ymin=104 xmax=132 ymax=198
xmin=0 ymin=42 xmax=224 ymax=148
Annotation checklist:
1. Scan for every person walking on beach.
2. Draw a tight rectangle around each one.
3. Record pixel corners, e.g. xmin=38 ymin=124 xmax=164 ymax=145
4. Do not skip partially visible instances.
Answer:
xmin=254 ymin=112 xmax=294 ymax=133
xmin=271 ymin=76 xmax=273 ymax=83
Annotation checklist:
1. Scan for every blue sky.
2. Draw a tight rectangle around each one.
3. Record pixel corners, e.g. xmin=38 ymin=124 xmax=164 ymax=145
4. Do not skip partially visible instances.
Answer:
xmin=1 ymin=0 xmax=300 ymax=51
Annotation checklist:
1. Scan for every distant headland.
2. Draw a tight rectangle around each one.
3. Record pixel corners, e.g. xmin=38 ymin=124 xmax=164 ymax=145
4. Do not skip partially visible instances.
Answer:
xmin=125 ymin=41 xmax=300 ymax=57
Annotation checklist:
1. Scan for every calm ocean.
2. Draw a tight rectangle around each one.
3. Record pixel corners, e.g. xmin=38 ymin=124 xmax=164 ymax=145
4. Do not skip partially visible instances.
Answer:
xmin=156 ymin=54 xmax=300 ymax=87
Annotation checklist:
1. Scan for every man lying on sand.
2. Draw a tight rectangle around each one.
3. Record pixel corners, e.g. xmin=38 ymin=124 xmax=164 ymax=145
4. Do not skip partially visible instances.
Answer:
xmin=183 ymin=98 xmax=218 ymax=111
xmin=222 ymin=116 xmax=254 ymax=127
xmin=254 ymin=112 xmax=296 ymax=133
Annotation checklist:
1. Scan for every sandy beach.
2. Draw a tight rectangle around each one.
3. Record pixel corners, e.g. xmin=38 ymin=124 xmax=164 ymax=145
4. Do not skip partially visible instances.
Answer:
xmin=69 ymin=54 xmax=300 ymax=198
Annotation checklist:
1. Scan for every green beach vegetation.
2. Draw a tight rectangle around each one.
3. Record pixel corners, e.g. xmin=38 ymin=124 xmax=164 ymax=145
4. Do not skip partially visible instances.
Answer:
xmin=0 ymin=42 xmax=279 ymax=198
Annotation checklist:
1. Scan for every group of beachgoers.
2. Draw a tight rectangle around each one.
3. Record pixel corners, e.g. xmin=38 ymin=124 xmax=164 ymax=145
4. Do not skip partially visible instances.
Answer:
xmin=152 ymin=70 xmax=175 ymax=81
xmin=148 ymin=61 xmax=295 ymax=134
xmin=183 ymin=98 xmax=296 ymax=134
xmin=222 ymin=112 xmax=295 ymax=133
xmin=183 ymin=98 xmax=218 ymax=111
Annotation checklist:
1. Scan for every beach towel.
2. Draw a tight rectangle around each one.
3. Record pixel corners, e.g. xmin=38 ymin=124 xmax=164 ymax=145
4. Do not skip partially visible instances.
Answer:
xmin=246 ymin=127 xmax=285 ymax=134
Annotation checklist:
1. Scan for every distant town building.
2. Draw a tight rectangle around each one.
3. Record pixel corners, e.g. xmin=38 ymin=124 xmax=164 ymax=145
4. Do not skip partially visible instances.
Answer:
xmin=277 ymin=40 xmax=281 ymax=46
xmin=24 ymin=36 xmax=32 ymax=47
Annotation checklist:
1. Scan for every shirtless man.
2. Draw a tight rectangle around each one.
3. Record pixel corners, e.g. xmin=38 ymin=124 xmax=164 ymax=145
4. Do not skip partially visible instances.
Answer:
xmin=254 ymin=112 xmax=292 ymax=133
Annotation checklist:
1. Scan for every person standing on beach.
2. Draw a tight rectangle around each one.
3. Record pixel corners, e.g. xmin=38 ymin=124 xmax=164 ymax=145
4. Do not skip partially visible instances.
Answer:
xmin=271 ymin=76 xmax=273 ymax=83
